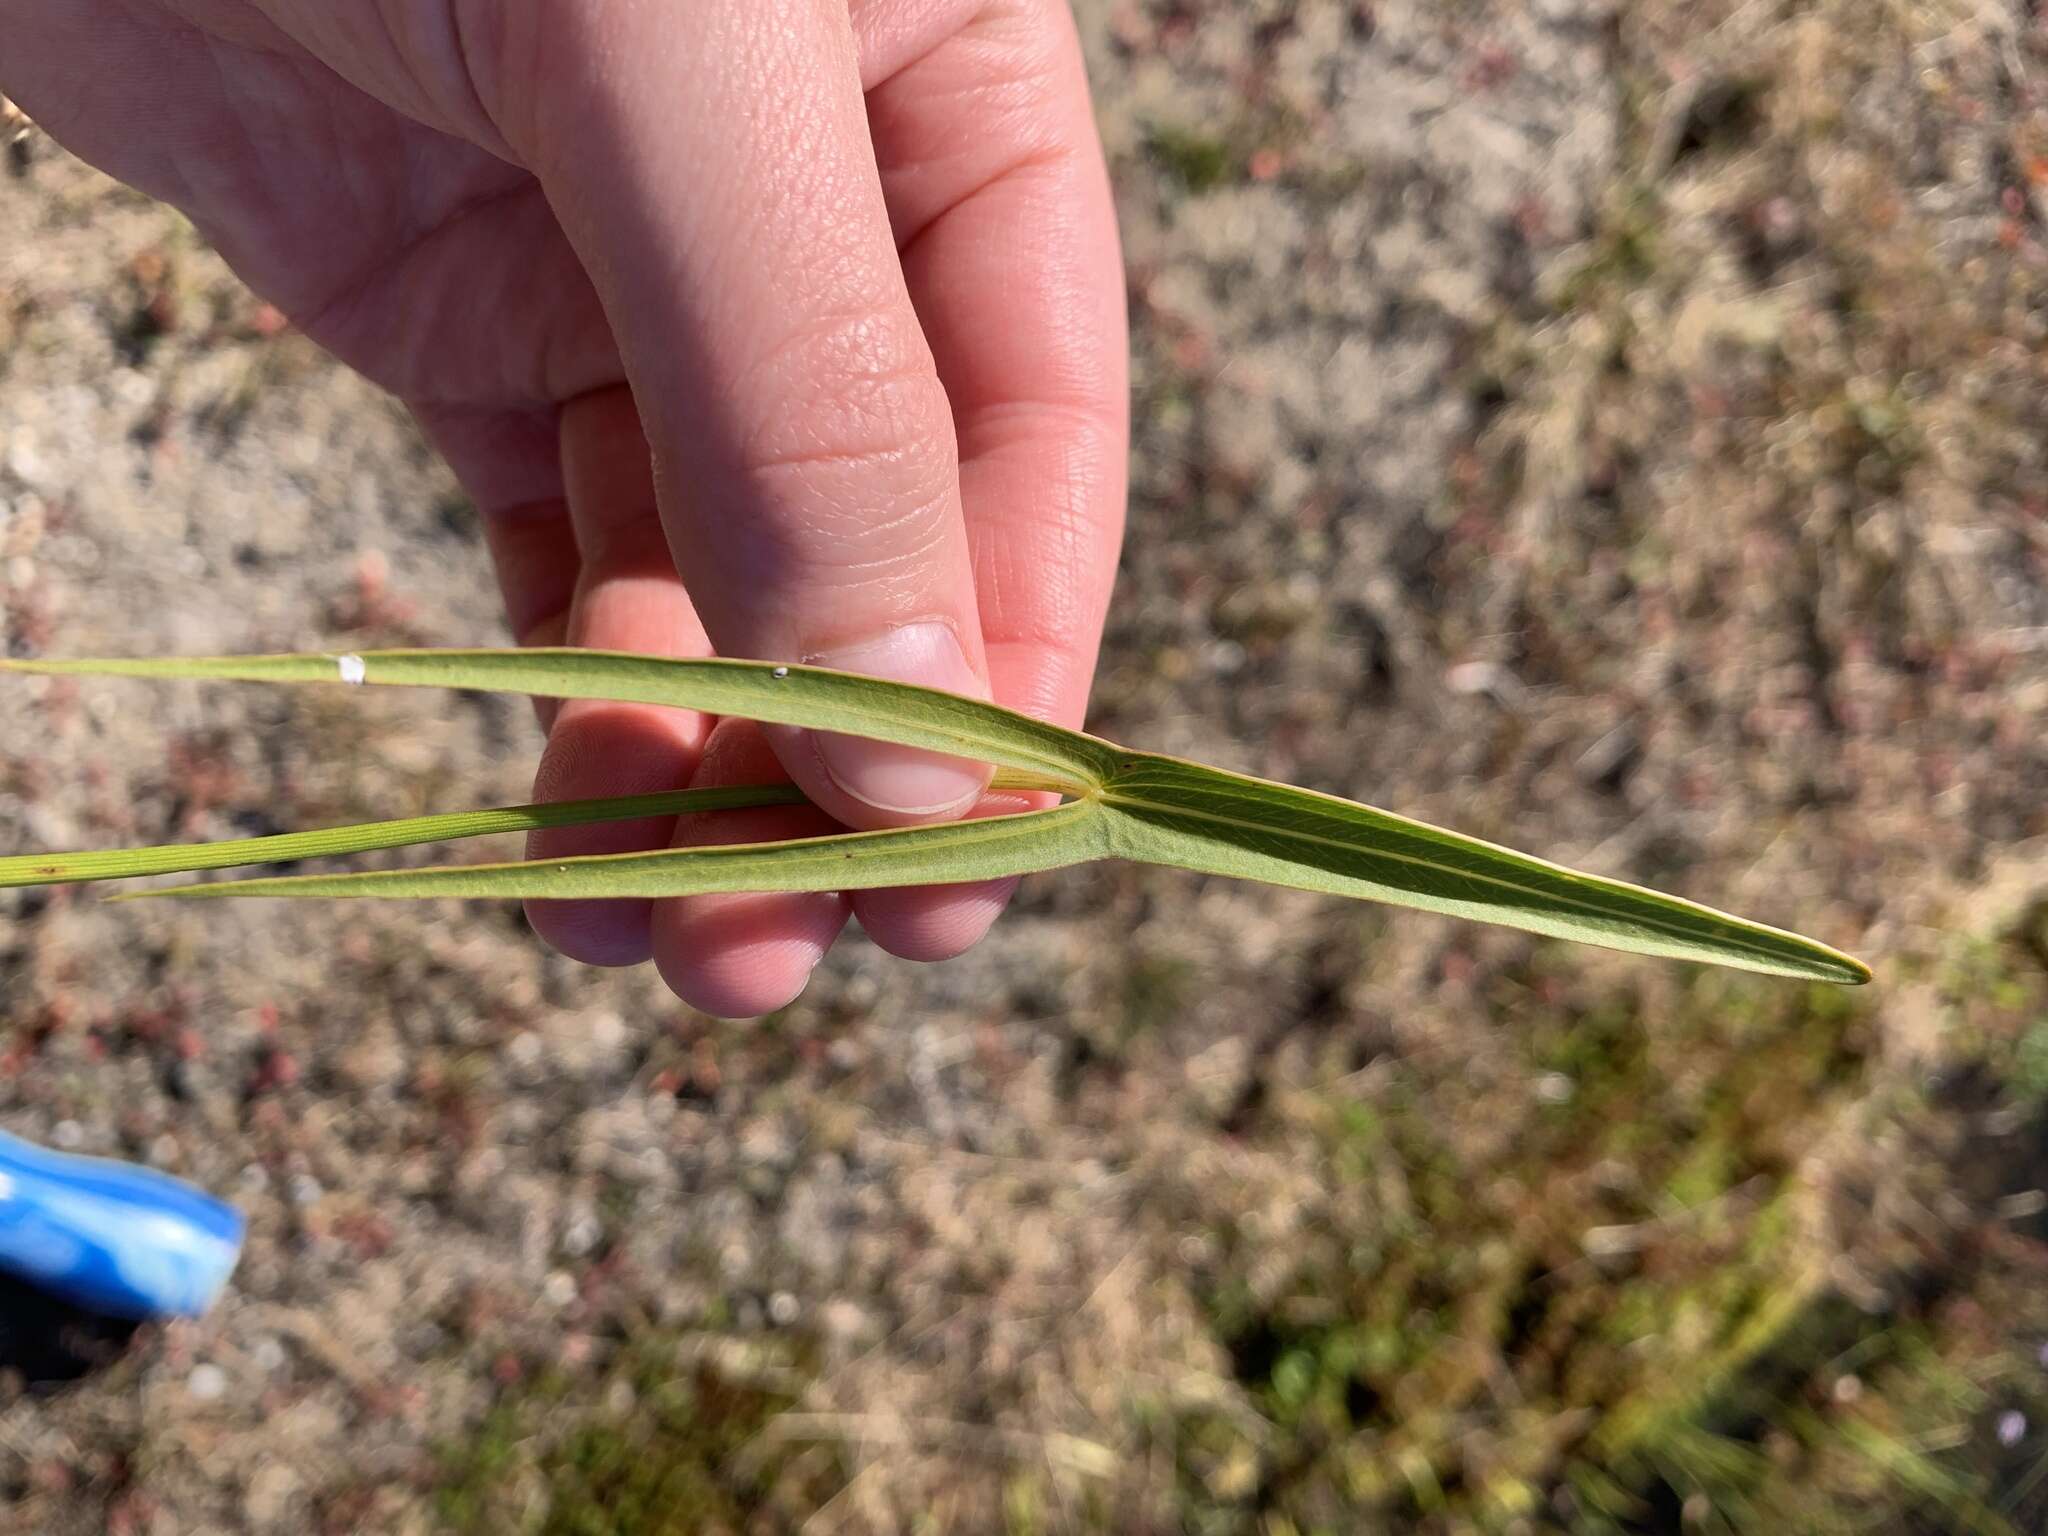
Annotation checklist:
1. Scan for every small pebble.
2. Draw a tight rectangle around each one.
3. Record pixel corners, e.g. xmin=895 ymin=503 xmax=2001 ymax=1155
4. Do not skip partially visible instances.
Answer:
xmin=771 ymin=666 xmax=789 ymax=679
xmin=588 ymin=1012 xmax=627 ymax=1053
xmin=1999 ymin=1410 xmax=2027 ymax=1446
xmin=289 ymin=1173 xmax=323 ymax=1206
xmin=542 ymin=1270 xmax=577 ymax=1308
xmin=5 ymin=430 xmax=47 ymax=486
xmin=1205 ymin=638 xmax=1246 ymax=675
xmin=1535 ymin=1072 xmax=1574 ymax=1105
xmin=1444 ymin=659 xmax=1530 ymax=710
xmin=768 ymin=1291 xmax=800 ymax=1327
xmin=562 ymin=1215 xmax=602 ymax=1258
xmin=50 ymin=1120 xmax=84 ymax=1150
xmin=187 ymin=1364 xmax=227 ymax=1402
xmin=110 ymin=368 xmax=153 ymax=408
xmin=252 ymin=1338 xmax=287 ymax=1374
xmin=821 ymin=1298 xmax=873 ymax=1342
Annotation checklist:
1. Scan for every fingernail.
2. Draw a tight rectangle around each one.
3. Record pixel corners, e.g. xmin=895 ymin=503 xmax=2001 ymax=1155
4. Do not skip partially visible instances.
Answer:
xmin=809 ymin=624 xmax=989 ymax=819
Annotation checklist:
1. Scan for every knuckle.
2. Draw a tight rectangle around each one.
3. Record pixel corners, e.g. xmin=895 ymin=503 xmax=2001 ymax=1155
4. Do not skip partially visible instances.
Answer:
xmin=735 ymin=309 xmax=960 ymax=532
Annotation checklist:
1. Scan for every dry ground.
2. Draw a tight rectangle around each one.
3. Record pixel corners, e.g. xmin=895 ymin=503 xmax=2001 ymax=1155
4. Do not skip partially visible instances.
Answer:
xmin=2 ymin=2 xmax=2046 ymax=1532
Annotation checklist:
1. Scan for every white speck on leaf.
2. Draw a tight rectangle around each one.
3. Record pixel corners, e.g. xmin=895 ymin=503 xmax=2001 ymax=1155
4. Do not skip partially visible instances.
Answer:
xmin=336 ymin=654 xmax=366 ymax=685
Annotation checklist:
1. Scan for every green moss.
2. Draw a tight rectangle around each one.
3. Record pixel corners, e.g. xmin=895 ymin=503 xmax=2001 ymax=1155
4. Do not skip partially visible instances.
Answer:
xmin=1122 ymin=949 xmax=1196 ymax=1039
xmin=1554 ymin=186 xmax=1663 ymax=312
xmin=1144 ymin=125 xmax=1238 ymax=194
xmin=1174 ymin=894 xmax=2048 ymax=1532
xmin=1182 ymin=960 xmax=1884 ymax=1527
xmin=435 ymin=1337 xmax=843 ymax=1535
xmin=1936 ymin=925 xmax=2048 ymax=1095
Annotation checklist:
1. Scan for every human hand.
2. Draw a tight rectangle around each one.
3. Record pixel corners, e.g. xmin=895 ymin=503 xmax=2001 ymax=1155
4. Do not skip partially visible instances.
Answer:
xmin=0 ymin=0 xmax=1127 ymax=1015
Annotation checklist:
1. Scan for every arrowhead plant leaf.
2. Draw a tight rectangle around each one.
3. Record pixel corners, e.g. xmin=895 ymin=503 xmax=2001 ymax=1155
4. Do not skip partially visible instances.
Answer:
xmin=0 ymin=648 xmax=1869 ymax=986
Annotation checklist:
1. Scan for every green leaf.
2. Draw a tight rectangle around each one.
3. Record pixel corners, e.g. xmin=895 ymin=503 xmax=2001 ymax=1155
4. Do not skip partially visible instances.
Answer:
xmin=107 ymin=802 xmax=1107 ymax=904
xmin=1094 ymin=758 xmax=1861 ymax=984
xmin=0 ymin=649 xmax=1110 ymax=791
xmin=0 ymin=785 xmax=808 ymax=890
xmin=0 ymin=649 xmax=1869 ymax=986
xmin=0 ymin=771 xmax=1045 ymax=890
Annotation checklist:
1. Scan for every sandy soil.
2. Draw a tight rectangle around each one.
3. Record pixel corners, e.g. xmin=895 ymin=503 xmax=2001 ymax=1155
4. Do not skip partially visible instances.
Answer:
xmin=2 ymin=2 xmax=2046 ymax=1532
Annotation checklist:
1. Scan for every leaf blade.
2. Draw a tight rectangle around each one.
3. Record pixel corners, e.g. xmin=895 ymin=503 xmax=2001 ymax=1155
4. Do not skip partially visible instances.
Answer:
xmin=0 ymin=785 xmax=807 ymax=889
xmin=109 ymin=801 xmax=1110 ymax=903
xmin=0 ymin=770 xmax=1053 ymax=890
xmin=1098 ymin=755 xmax=1869 ymax=985
xmin=0 ymin=650 xmax=1115 ymax=790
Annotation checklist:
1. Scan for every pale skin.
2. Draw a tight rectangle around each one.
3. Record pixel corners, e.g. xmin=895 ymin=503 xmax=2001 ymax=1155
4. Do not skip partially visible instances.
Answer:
xmin=0 ymin=0 xmax=1128 ymax=1016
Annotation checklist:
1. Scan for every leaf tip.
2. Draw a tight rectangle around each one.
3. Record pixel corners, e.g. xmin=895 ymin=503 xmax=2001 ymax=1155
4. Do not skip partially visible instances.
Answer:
xmin=1802 ymin=944 xmax=1873 ymax=987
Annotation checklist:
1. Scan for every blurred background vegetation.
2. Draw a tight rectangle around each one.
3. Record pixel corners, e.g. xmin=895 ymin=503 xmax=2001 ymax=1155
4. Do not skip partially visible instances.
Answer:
xmin=3 ymin=1 xmax=2047 ymax=1532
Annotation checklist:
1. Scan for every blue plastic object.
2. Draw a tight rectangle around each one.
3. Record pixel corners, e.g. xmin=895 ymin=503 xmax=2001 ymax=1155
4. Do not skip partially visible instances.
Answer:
xmin=0 ymin=1128 xmax=245 ymax=1319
